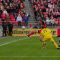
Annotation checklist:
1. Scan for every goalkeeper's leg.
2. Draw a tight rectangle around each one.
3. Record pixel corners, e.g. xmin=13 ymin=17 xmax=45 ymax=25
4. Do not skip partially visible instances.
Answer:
xmin=39 ymin=36 xmax=46 ymax=48
xmin=42 ymin=41 xmax=46 ymax=48
xmin=51 ymin=38 xmax=59 ymax=48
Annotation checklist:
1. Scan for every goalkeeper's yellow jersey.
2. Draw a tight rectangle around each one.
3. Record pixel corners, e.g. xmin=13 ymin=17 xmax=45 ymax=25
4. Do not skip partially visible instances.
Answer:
xmin=40 ymin=28 xmax=52 ymax=39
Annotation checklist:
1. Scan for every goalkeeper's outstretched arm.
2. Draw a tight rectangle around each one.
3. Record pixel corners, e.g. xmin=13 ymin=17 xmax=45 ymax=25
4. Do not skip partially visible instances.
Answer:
xmin=27 ymin=31 xmax=36 ymax=37
xmin=27 ymin=29 xmax=42 ymax=37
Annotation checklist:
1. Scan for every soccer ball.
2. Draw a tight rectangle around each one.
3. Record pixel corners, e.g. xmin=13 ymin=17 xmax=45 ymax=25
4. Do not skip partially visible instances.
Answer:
xmin=22 ymin=26 xmax=25 ymax=29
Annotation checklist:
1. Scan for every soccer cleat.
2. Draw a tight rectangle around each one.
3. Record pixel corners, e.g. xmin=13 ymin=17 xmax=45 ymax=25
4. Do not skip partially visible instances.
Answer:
xmin=57 ymin=47 xmax=60 ymax=49
xmin=57 ymin=44 xmax=60 ymax=49
xmin=58 ymin=44 xmax=60 ymax=47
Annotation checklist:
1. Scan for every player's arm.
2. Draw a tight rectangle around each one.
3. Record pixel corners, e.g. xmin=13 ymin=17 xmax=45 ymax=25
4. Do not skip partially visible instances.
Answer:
xmin=27 ymin=29 xmax=42 ymax=37
xmin=27 ymin=31 xmax=36 ymax=37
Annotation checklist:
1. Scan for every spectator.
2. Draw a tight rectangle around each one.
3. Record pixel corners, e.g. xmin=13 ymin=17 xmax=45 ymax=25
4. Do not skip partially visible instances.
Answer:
xmin=46 ymin=17 xmax=51 ymax=26
xmin=33 ymin=22 xmax=38 ymax=28
xmin=22 ymin=13 xmax=30 ymax=27
xmin=16 ymin=14 xmax=22 ymax=27
xmin=7 ymin=21 xmax=13 ymax=36
xmin=2 ymin=20 xmax=7 ymax=36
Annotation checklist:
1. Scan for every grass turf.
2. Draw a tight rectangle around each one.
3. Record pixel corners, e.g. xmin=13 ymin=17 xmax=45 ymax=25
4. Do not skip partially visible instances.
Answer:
xmin=0 ymin=36 xmax=60 ymax=60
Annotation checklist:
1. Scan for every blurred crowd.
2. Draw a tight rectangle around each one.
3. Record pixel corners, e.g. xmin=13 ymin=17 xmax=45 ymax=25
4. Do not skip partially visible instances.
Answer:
xmin=0 ymin=0 xmax=60 ymax=36
xmin=0 ymin=0 xmax=30 ymax=36
xmin=29 ymin=0 xmax=60 ymax=27
xmin=0 ymin=0 xmax=30 ymax=27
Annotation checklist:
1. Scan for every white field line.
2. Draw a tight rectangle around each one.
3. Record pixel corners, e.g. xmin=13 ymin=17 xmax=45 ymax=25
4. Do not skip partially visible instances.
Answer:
xmin=0 ymin=37 xmax=28 ymax=47
xmin=0 ymin=56 xmax=60 ymax=58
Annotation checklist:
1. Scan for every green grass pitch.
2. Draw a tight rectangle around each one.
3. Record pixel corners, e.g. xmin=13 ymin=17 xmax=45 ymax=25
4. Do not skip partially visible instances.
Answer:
xmin=0 ymin=36 xmax=60 ymax=60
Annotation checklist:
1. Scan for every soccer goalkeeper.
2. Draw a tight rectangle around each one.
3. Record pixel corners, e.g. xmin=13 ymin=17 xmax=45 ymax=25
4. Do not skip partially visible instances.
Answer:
xmin=27 ymin=21 xmax=59 ymax=49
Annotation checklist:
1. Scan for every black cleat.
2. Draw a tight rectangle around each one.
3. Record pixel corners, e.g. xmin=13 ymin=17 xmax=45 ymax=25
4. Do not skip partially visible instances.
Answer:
xmin=58 ymin=44 xmax=60 ymax=47
xmin=57 ymin=48 xmax=60 ymax=50
xmin=57 ymin=47 xmax=60 ymax=49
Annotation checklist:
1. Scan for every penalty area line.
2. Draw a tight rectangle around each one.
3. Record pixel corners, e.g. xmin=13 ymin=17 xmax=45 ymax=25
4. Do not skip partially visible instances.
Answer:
xmin=0 ymin=56 xmax=60 ymax=58
xmin=0 ymin=37 xmax=29 ymax=47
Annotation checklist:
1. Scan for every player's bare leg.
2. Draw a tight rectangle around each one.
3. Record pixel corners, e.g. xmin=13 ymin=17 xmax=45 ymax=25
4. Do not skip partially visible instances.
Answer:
xmin=39 ymin=36 xmax=46 ymax=48
xmin=42 ymin=41 xmax=46 ymax=48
